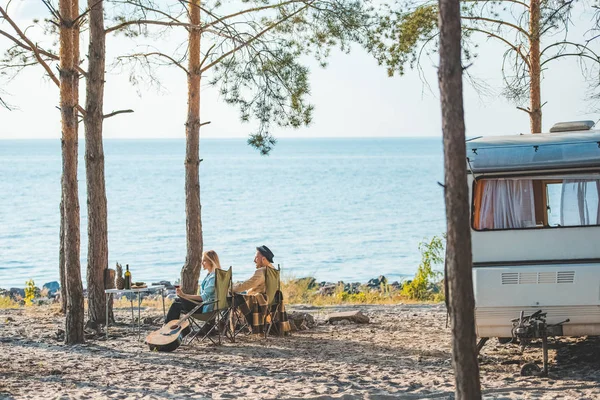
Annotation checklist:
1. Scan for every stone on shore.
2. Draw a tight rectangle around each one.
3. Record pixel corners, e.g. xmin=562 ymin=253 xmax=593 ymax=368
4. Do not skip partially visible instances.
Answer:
xmin=9 ymin=288 xmax=25 ymax=299
xmin=325 ymin=310 xmax=370 ymax=324
xmin=367 ymin=275 xmax=388 ymax=289
xmin=317 ymin=284 xmax=336 ymax=296
xmin=288 ymin=311 xmax=316 ymax=331
xmin=290 ymin=277 xmax=317 ymax=290
xmin=152 ymin=281 xmax=174 ymax=290
xmin=42 ymin=281 xmax=60 ymax=297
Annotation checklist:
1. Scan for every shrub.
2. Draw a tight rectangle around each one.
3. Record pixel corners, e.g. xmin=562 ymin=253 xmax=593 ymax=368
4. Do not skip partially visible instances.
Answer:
xmin=402 ymin=235 xmax=445 ymax=301
xmin=24 ymin=279 xmax=39 ymax=306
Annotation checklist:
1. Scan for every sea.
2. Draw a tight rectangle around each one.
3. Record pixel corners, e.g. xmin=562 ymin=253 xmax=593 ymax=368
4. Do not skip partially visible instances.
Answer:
xmin=0 ymin=138 xmax=446 ymax=288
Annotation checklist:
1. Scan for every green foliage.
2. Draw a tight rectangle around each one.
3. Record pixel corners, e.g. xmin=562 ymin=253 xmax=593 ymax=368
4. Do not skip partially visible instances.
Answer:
xmin=24 ymin=279 xmax=38 ymax=306
xmin=111 ymin=0 xmax=376 ymax=155
xmin=369 ymin=0 xmax=599 ymax=109
xmin=208 ymin=0 xmax=375 ymax=155
xmin=402 ymin=235 xmax=444 ymax=301
xmin=369 ymin=4 xmax=438 ymax=77
xmin=282 ymin=277 xmax=408 ymax=305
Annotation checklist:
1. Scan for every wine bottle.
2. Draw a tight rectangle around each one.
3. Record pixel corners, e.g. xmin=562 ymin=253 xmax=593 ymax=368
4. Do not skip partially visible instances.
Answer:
xmin=124 ymin=264 xmax=132 ymax=290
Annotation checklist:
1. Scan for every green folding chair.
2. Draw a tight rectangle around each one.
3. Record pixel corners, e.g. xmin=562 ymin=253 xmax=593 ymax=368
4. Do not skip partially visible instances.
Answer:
xmin=264 ymin=264 xmax=286 ymax=338
xmin=185 ymin=267 xmax=233 ymax=346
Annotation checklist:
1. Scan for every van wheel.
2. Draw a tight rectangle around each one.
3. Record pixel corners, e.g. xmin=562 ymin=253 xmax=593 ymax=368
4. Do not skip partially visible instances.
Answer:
xmin=497 ymin=337 xmax=512 ymax=344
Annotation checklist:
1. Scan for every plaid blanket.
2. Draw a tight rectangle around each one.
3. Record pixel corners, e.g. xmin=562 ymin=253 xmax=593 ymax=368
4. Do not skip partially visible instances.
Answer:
xmin=233 ymin=290 xmax=291 ymax=336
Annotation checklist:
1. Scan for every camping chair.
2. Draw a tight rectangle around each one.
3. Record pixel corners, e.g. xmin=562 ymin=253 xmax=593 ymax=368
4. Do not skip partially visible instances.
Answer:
xmin=264 ymin=264 xmax=287 ymax=338
xmin=228 ymin=279 xmax=254 ymax=343
xmin=185 ymin=267 xmax=233 ymax=346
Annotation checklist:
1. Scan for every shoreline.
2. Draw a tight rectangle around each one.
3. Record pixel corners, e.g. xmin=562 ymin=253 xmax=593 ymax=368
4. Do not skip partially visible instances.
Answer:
xmin=1 ymin=274 xmax=429 ymax=305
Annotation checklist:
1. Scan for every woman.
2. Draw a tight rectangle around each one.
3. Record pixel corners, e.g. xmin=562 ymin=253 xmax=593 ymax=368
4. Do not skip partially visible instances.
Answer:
xmin=164 ymin=250 xmax=222 ymax=324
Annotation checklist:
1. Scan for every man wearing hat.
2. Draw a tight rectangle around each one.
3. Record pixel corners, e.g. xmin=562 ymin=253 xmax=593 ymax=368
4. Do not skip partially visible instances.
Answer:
xmin=233 ymin=245 xmax=275 ymax=295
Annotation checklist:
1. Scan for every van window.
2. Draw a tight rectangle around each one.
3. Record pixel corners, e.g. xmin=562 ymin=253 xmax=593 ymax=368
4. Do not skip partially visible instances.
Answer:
xmin=472 ymin=175 xmax=600 ymax=230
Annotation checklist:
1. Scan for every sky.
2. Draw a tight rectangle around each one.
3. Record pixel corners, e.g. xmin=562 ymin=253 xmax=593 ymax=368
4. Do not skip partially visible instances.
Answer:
xmin=0 ymin=0 xmax=599 ymax=140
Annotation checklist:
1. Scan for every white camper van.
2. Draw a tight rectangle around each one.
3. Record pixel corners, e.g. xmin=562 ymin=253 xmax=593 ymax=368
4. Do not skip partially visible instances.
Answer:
xmin=467 ymin=121 xmax=600 ymax=342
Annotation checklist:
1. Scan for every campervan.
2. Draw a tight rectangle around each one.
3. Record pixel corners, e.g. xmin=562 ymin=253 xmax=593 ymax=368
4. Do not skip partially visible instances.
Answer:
xmin=467 ymin=121 xmax=600 ymax=340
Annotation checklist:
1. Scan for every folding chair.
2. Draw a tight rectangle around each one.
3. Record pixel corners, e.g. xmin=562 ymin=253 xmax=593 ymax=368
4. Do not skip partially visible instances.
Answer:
xmin=228 ymin=289 xmax=253 ymax=343
xmin=264 ymin=264 xmax=287 ymax=338
xmin=185 ymin=267 xmax=233 ymax=346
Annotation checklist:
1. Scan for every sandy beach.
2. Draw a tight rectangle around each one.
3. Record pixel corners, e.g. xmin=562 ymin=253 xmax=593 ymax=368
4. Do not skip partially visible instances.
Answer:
xmin=1 ymin=303 xmax=599 ymax=399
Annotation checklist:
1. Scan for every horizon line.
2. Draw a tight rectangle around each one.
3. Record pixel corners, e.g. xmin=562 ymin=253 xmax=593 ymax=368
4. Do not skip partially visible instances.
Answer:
xmin=0 ymin=135 xmax=444 ymax=140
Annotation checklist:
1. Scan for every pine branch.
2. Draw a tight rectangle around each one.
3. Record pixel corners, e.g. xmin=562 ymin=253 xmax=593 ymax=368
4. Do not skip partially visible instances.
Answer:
xmin=541 ymin=52 xmax=600 ymax=67
xmin=463 ymin=27 xmax=530 ymax=67
xmin=462 ymin=15 xmax=531 ymax=39
xmin=105 ymin=19 xmax=193 ymax=34
xmin=201 ymin=1 xmax=316 ymax=73
xmin=0 ymin=29 xmax=87 ymax=77
xmin=0 ymin=5 xmax=86 ymax=116
xmin=117 ymin=51 xmax=190 ymax=74
xmin=103 ymin=109 xmax=134 ymax=119
xmin=200 ymin=0 xmax=302 ymax=31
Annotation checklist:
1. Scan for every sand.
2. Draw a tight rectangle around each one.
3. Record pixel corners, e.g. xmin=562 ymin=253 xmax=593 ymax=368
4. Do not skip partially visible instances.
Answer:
xmin=1 ymin=303 xmax=599 ymax=399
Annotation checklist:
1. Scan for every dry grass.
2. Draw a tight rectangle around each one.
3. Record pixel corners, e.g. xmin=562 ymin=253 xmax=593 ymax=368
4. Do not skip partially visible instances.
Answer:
xmin=281 ymin=277 xmax=441 ymax=306
xmin=0 ymin=296 xmax=20 ymax=309
xmin=2 ymin=273 xmax=443 ymax=311
xmin=112 ymin=296 xmax=173 ymax=310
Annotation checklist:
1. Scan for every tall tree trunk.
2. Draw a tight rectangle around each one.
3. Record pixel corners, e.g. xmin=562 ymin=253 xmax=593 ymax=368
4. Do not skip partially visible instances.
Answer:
xmin=85 ymin=0 xmax=109 ymax=325
xmin=529 ymin=0 xmax=542 ymax=133
xmin=438 ymin=0 xmax=482 ymax=397
xmin=59 ymin=185 xmax=66 ymax=314
xmin=180 ymin=0 xmax=203 ymax=295
xmin=60 ymin=0 xmax=84 ymax=345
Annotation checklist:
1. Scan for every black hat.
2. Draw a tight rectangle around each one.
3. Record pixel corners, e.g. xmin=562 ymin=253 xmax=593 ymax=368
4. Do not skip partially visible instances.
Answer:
xmin=256 ymin=245 xmax=274 ymax=263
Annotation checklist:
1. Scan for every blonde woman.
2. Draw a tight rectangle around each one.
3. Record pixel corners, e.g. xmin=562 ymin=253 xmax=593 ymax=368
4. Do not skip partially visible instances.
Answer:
xmin=165 ymin=250 xmax=222 ymax=324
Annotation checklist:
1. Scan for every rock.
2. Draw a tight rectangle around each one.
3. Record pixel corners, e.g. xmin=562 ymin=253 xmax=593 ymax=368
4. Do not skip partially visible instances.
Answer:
xmin=290 ymin=277 xmax=317 ymax=290
xmin=42 ymin=281 xmax=60 ymax=296
xmin=390 ymin=281 xmax=401 ymax=289
xmin=429 ymin=282 xmax=443 ymax=294
xmin=35 ymin=298 xmax=53 ymax=306
xmin=288 ymin=311 xmax=316 ymax=331
xmin=344 ymin=282 xmax=361 ymax=294
xmin=367 ymin=275 xmax=388 ymax=289
xmin=9 ymin=288 xmax=25 ymax=299
xmin=318 ymin=281 xmax=335 ymax=287
xmin=325 ymin=310 xmax=370 ymax=324
xmin=317 ymin=285 xmax=337 ymax=296
xmin=84 ymin=321 xmax=100 ymax=335
xmin=152 ymin=280 xmax=174 ymax=290
xmin=5 ymin=316 xmax=14 ymax=322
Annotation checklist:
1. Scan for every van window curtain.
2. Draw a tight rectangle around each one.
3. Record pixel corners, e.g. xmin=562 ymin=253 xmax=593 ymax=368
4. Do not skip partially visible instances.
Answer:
xmin=472 ymin=180 xmax=485 ymax=230
xmin=560 ymin=180 xmax=600 ymax=226
xmin=478 ymin=180 xmax=536 ymax=229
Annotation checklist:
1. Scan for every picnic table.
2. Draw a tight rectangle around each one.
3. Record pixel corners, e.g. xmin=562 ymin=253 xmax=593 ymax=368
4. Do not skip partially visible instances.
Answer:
xmin=104 ymin=285 xmax=166 ymax=339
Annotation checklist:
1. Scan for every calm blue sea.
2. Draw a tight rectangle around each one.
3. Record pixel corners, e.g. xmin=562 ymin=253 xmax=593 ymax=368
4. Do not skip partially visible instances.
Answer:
xmin=0 ymin=138 xmax=445 ymax=288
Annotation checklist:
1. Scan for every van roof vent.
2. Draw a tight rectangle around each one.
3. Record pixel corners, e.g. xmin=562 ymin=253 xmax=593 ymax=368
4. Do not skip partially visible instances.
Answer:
xmin=549 ymin=120 xmax=595 ymax=133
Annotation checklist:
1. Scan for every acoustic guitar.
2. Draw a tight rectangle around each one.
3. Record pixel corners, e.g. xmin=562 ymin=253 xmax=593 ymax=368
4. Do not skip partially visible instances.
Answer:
xmin=146 ymin=304 xmax=202 ymax=352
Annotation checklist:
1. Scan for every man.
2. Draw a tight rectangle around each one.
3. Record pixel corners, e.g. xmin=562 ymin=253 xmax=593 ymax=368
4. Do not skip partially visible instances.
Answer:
xmin=233 ymin=245 xmax=275 ymax=295
xmin=231 ymin=245 xmax=282 ymax=335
